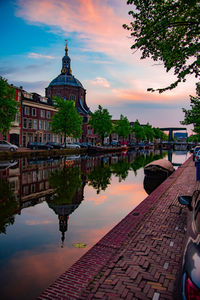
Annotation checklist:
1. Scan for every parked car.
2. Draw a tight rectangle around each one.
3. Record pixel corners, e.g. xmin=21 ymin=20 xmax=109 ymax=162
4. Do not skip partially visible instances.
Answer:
xmin=46 ymin=142 xmax=64 ymax=149
xmin=178 ymin=191 xmax=200 ymax=299
xmin=193 ymin=146 xmax=200 ymax=161
xmin=0 ymin=140 xmax=18 ymax=151
xmin=27 ymin=142 xmax=53 ymax=150
xmin=64 ymin=143 xmax=81 ymax=149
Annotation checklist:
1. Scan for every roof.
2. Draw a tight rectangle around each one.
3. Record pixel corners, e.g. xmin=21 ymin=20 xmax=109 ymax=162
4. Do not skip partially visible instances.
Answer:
xmin=48 ymin=74 xmax=84 ymax=88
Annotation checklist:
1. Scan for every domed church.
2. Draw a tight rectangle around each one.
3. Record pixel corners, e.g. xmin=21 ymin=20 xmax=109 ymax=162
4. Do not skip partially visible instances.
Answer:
xmin=45 ymin=42 xmax=90 ymax=122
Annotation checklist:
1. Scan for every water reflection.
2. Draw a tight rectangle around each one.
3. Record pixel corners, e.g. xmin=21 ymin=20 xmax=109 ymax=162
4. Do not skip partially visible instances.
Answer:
xmin=0 ymin=150 xmax=168 ymax=234
xmin=0 ymin=150 xmax=188 ymax=300
xmin=48 ymin=164 xmax=85 ymax=247
xmin=0 ymin=178 xmax=19 ymax=234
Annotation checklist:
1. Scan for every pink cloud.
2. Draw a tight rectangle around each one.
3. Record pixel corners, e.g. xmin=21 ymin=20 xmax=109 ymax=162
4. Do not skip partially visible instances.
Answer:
xmin=16 ymin=0 xmax=133 ymax=61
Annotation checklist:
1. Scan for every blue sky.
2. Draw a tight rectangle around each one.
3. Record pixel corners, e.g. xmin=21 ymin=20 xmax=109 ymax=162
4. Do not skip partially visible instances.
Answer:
xmin=0 ymin=0 xmax=196 ymax=133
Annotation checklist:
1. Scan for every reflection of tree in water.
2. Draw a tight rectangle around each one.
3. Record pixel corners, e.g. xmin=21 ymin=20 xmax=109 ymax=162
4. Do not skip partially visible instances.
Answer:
xmin=48 ymin=165 xmax=83 ymax=247
xmin=131 ymin=152 xmax=166 ymax=175
xmin=87 ymin=163 xmax=112 ymax=194
xmin=0 ymin=179 xmax=19 ymax=234
xmin=111 ymin=159 xmax=131 ymax=182
xmin=49 ymin=166 xmax=82 ymax=205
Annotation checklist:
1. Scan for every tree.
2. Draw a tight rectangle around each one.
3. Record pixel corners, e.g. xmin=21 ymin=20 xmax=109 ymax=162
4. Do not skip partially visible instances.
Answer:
xmin=131 ymin=120 xmax=145 ymax=142
xmin=114 ymin=114 xmax=131 ymax=143
xmin=87 ymin=164 xmax=112 ymax=194
xmin=181 ymin=83 xmax=200 ymax=136
xmin=51 ymin=97 xmax=83 ymax=146
xmin=123 ymin=0 xmax=200 ymax=92
xmin=88 ymin=105 xmax=112 ymax=145
xmin=49 ymin=165 xmax=82 ymax=205
xmin=0 ymin=77 xmax=19 ymax=136
xmin=143 ymin=123 xmax=155 ymax=141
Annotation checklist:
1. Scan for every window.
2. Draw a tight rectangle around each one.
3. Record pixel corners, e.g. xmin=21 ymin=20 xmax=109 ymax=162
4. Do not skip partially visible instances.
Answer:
xmin=28 ymin=119 xmax=32 ymax=129
xmin=48 ymin=122 xmax=51 ymax=130
xmin=43 ymin=134 xmax=47 ymax=142
xmin=48 ymin=134 xmax=51 ymax=142
xmin=44 ymin=121 xmax=47 ymax=130
xmin=24 ymin=106 xmax=30 ymax=115
xmin=32 ymin=108 xmax=37 ymax=116
xmin=23 ymin=118 xmax=27 ymax=129
xmin=41 ymin=110 xmax=45 ymax=118
xmin=70 ymin=94 xmax=76 ymax=101
xmin=33 ymin=120 xmax=37 ymax=130
xmin=46 ymin=111 xmax=51 ymax=119
xmin=39 ymin=120 xmax=43 ymax=130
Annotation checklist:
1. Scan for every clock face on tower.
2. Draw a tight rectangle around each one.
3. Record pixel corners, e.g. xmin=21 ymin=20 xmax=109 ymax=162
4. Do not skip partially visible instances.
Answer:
xmin=62 ymin=67 xmax=67 ymax=74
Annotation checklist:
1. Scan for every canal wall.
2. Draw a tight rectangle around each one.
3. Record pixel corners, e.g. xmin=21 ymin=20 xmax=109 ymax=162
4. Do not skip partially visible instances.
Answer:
xmin=38 ymin=156 xmax=196 ymax=299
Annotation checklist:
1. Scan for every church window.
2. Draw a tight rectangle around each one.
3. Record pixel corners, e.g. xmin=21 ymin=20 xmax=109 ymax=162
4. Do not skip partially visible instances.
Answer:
xmin=70 ymin=94 xmax=76 ymax=101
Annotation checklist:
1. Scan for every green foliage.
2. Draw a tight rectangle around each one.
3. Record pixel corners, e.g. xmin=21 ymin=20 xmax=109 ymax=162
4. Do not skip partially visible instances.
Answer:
xmin=114 ymin=115 xmax=131 ymax=141
xmin=0 ymin=77 xmax=19 ymax=135
xmin=87 ymin=163 xmax=112 ymax=194
xmin=143 ymin=123 xmax=155 ymax=141
xmin=51 ymin=97 xmax=83 ymax=145
xmin=111 ymin=159 xmax=131 ymax=182
xmin=131 ymin=120 xmax=145 ymax=141
xmin=181 ymin=83 xmax=200 ymax=135
xmin=0 ymin=179 xmax=18 ymax=234
xmin=123 ymin=0 xmax=200 ymax=92
xmin=49 ymin=165 xmax=82 ymax=205
xmin=89 ymin=105 xmax=112 ymax=145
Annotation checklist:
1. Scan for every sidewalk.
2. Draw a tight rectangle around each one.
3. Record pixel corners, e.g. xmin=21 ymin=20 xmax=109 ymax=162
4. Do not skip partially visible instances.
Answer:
xmin=39 ymin=156 xmax=197 ymax=300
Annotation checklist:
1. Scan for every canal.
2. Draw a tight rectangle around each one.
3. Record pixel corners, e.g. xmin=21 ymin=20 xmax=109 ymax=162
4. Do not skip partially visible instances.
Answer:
xmin=0 ymin=150 xmax=190 ymax=299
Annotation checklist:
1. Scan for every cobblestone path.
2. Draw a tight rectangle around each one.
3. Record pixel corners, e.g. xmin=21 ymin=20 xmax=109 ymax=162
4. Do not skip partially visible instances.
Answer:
xmin=39 ymin=156 xmax=197 ymax=300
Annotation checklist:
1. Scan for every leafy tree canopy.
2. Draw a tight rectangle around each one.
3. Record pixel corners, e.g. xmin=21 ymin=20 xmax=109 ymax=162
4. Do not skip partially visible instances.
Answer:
xmin=51 ymin=97 xmax=83 ymax=146
xmin=123 ymin=0 xmax=200 ymax=92
xmin=114 ymin=114 xmax=131 ymax=141
xmin=49 ymin=165 xmax=82 ymax=205
xmin=0 ymin=77 xmax=19 ymax=136
xmin=181 ymin=83 xmax=200 ymax=135
xmin=131 ymin=120 xmax=146 ymax=141
xmin=89 ymin=105 xmax=112 ymax=145
xmin=143 ymin=123 xmax=155 ymax=141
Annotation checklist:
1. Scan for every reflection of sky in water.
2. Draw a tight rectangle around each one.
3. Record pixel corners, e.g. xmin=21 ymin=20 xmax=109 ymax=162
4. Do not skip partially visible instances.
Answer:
xmin=0 ymin=152 xmax=189 ymax=300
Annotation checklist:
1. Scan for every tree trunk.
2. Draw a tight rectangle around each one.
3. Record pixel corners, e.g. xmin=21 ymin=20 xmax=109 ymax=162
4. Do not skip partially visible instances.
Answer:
xmin=64 ymin=133 xmax=66 ymax=148
xmin=101 ymin=133 xmax=104 ymax=146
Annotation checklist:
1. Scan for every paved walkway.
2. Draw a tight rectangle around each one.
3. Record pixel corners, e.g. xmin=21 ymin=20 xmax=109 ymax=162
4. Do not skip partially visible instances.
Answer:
xmin=39 ymin=156 xmax=198 ymax=300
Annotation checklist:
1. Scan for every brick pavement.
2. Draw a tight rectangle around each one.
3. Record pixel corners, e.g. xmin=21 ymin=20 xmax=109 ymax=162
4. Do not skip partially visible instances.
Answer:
xmin=39 ymin=156 xmax=197 ymax=300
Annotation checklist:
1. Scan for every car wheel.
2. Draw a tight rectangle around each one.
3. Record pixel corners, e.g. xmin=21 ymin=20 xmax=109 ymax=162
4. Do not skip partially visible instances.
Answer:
xmin=33 ymin=146 xmax=36 ymax=150
xmin=10 ymin=148 xmax=14 ymax=152
xmin=48 ymin=147 xmax=51 ymax=150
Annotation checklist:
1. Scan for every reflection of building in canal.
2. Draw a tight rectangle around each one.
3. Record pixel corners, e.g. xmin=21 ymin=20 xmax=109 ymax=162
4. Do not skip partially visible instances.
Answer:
xmin=47 ymin=175 xmax=86 ymax=247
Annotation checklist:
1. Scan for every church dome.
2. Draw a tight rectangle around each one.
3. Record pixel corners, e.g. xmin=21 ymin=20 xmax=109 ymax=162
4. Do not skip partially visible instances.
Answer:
xmin=48 ymin=74 xmax=84 ymax=88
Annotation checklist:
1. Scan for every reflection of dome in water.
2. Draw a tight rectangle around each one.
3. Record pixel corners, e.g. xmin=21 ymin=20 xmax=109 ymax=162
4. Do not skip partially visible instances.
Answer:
xmin=49 ymin=203 xmax=80 ymax=216
xmin=48 ymin=74 xmax=84 ymax=88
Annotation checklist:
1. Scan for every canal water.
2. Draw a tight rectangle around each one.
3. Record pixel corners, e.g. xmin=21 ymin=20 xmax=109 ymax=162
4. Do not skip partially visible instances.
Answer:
xmin=0 ymin=150 xmax=190 ymax=299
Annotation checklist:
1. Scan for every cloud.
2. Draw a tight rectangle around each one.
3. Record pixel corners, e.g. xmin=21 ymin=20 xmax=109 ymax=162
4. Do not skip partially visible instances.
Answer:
xmin=15 ymin=0 xmax=132 ymax=62
xmin=28 ymin=52 xmax=55 ymax=59
xmin=89 ymin=77 xmax=110 ymax=88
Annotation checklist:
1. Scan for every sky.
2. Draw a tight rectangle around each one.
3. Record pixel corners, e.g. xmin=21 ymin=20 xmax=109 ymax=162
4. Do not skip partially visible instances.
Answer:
xmin=0 ymin=0 xmax=197 ymax=134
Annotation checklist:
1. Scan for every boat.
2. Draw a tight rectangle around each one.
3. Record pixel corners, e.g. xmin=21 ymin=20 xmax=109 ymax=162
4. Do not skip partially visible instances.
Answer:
xmin=144 ymin=159 xmax=175 ymax=177
xmin=143 ymin=159 xmax=175 ymax=194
